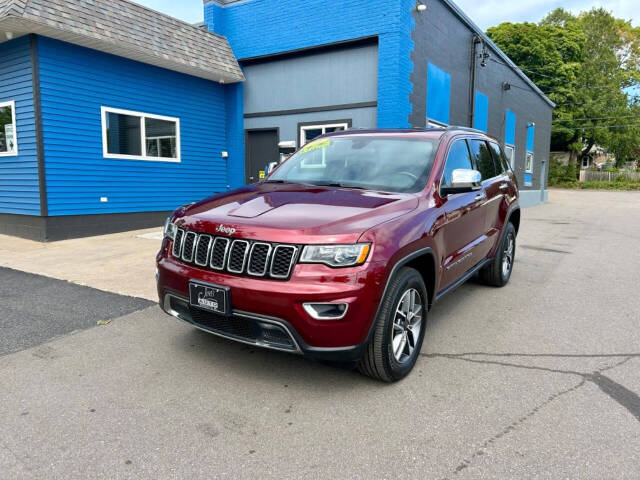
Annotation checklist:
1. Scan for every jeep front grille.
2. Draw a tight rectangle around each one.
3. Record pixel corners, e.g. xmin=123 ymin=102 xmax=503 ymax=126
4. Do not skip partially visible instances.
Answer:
xmin=171 ymin=228 xmax=299 ymax=280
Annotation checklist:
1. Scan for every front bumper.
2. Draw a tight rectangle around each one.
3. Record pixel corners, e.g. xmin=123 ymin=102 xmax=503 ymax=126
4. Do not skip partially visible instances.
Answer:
xmin=160 ymin=292 xmax=367 ymax=361
xmin=156 ymin=241 xmax=385 ymax=360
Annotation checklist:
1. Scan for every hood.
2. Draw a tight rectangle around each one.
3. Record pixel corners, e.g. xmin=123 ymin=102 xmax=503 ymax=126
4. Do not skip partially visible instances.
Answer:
xmin=174 ymin=183 xmax=419 ymax=243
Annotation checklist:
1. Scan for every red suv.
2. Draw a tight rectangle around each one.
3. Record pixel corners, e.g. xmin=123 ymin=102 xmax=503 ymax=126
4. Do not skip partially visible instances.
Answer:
xmin=157 ymin=128 xmax=520 ymax=381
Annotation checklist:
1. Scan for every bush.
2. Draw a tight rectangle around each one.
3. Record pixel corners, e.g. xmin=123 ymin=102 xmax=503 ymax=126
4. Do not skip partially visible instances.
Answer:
xmin=548 ymin=158 xmax=578 ymax=186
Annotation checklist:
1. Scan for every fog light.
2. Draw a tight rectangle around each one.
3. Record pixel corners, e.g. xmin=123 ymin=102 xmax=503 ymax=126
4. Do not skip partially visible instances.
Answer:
xmin=303 ymin=303 xmax=348 ymax=320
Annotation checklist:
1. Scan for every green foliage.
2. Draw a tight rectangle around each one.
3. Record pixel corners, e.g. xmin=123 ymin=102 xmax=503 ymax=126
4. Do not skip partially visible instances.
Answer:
xmin=548 ymin=158 xmax=578 ymax=187
xmin=487 ymin=8 xmax=640 ymax=165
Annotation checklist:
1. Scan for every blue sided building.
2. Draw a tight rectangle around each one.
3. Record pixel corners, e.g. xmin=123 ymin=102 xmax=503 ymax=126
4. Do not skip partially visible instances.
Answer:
xmin=0 ymin=0 xmax=553 ymax=241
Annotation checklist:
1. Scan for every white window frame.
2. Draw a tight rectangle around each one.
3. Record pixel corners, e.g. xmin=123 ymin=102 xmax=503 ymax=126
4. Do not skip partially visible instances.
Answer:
xmin=0 ymin=100 xmax=18 ymax=157
xmin=101 ymin=106 xmax=180 ymax=162
xmin=300 ymin=122 xmax=349 ymax=146
xmin=582 ymin=156 xmax=590 ymax=169
xmin=525 ymin=151 xmax=534 ymax=173
xmin=504 ymin=144 xmax=515 ymax=170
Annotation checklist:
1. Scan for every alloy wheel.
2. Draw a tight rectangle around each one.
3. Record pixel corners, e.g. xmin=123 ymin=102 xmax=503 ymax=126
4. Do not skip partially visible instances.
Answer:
xmin=502 ymin=233 xmax=515 ymax=278
xmin=392 ymin=288 xmax=423 ymax=363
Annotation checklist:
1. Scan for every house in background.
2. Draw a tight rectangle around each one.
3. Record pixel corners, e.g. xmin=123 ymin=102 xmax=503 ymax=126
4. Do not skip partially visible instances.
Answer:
xmin=0 ymin=0 xmax=553 ymax=241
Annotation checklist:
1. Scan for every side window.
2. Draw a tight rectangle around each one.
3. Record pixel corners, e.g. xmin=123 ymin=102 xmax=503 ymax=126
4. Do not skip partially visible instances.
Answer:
xmin=441 ymin=140 xmax=472 ymax=188
xmin=488 ymin=142 xmax=510 ymax=174
xmin=469 ymin=139 xmax=498 ymax=180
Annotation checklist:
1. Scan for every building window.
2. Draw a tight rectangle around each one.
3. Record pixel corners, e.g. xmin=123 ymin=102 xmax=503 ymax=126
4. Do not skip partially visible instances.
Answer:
xmin=525 ymin=152 xmax=534 ymax=186
xmin=504 ymin=145 xmax=515 ymax=169
xmin=101 ymin=107 xmax=180 ymax=162
xmin=582 ymin=156 xmax=590 ymax=169
xmin=300 ymin=122 xmax=349 ymax=146
xmin=0 ymin=100 xmax=18 ymax=156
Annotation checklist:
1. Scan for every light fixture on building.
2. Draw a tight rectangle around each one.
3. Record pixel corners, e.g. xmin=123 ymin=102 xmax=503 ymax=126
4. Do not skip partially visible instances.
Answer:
xmin=502 ymin=82 xmax=511 ymax=91
xmin=528 ymin=122 xmax=536 ymax=127
xmin=416 ymin=1 xmax=427 ymax=12
xmin=5 ymin=31 xmax=14 ymax=40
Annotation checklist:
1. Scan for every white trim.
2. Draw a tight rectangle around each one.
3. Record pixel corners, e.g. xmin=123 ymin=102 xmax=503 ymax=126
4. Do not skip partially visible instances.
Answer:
xmin=101 ymin=106 xmax=181 ymax=162
xmin=504 ymin=144 xmax=515 ymax=170
xmin=300 ymin=122 xmax=349 ymax=146
xmin=0 ymin=100 xmax=18 ymax=157
xmin=525 ymin=151 xmax=534 ymax=173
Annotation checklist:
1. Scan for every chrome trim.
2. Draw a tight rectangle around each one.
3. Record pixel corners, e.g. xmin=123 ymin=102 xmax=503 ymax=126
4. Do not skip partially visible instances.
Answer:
xmin=172 ymin=228 xmax=185 ymax=258
xmin=181 ymin=231 xmax=197 ymax=263
xmin=227 ymin=239 xmax=250 ymax=273
xmin=162 ymin=293 xmax=302 ymax=354
xmin=194 ymin=234 xmax=213 ymax=267
xmin=270 ymin=245 xmax=298 ymax=279
xmin=210 ymin=237 xmax=231 ymax=270
xmin=303 ymin=302 xmax=349 ymax=320
xmin=247 ymin=242 xmax=272 ymax=277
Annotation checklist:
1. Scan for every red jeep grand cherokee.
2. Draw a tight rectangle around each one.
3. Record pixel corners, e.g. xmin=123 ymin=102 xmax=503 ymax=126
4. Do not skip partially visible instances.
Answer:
xmin=157 ymin=128 xmax=520 ymax=381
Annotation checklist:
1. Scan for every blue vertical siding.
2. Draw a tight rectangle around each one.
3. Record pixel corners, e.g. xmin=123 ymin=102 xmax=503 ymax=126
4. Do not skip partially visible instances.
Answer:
xmin=37 ymin=36 xmax=230 ymax=216
xmin=205 ymin=0 xmax=416 ymax=129
xmin=426 ymin=62 xmax=451 ymax=125
xmin=505 ymin=109 xmax=516 ymax=145
xmin=473 ymin=91 xmax=489 ymax=133
xmin=0 ymin=36 xmax=40 ymax=215
xmin=526 ymin=123 xmax=535 ymax=152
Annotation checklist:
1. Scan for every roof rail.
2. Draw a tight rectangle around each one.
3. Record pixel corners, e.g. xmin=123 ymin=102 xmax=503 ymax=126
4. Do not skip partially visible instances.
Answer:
xmin=444 ymin=126 xmax=486 ymax=134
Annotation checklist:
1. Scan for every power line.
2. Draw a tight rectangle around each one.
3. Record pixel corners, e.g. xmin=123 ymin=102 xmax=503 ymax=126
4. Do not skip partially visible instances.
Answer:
xmin=488 ymin=57 xmax=635 ymax=95
xmin=554 ymin=124 xmax=640 ymax=130
xmin=554 ymin=114 xmax=640 ymax=122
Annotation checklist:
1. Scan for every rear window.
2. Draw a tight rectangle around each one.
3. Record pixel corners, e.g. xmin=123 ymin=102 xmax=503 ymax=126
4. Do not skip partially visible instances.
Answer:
xmin=469 ymin=139 xmax=498 ymax=180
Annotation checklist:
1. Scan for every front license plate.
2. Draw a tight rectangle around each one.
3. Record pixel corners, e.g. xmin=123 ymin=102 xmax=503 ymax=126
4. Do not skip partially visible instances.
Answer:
xmin=189 ymin=282 xmax=229 ymax=315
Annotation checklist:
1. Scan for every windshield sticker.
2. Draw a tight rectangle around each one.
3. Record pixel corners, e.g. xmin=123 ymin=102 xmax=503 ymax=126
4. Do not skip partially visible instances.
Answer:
xmin=301 ymin=138 xmax=330 ymax=154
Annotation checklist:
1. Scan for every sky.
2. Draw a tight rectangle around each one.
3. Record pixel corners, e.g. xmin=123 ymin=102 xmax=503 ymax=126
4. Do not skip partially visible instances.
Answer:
xmin=136 ymin=0 xmax=637 ymax=31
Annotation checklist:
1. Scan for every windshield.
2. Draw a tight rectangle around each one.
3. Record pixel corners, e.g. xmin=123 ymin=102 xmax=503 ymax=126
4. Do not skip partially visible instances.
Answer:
xmin=267 ymin=136 xmax=440 ymax=193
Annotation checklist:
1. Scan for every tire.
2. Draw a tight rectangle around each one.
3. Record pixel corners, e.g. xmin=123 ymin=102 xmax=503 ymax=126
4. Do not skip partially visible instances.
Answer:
xmin=358 ymin=267 xmax=427 ymax=382
xmin=479 ymin=222 xmax=516 ymax=287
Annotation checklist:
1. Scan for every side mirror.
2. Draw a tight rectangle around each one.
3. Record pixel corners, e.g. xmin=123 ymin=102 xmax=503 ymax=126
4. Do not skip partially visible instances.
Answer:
xmin=441 ymin=169 xmax=482 ymax=196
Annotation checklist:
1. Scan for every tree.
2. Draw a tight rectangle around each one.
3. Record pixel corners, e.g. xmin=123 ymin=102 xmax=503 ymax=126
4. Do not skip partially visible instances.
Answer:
xmin=487 ymin=8 xmax=640 ymax=168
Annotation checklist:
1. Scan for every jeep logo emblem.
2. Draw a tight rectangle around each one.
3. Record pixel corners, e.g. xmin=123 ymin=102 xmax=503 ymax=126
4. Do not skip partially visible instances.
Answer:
xmin=215 ymin=224 xmax=236 ymax=236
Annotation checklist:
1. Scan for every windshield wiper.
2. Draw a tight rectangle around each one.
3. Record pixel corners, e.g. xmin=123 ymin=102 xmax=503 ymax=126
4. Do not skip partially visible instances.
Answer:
xmin=309 ymin=182 xmax=368 ymax=190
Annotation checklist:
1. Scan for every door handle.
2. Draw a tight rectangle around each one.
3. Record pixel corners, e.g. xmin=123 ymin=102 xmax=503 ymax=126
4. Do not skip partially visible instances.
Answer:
xmin=475 ymin=192 xmax=487 ymax=201
xmin=499 ymin=183 xmax=509 ymax=190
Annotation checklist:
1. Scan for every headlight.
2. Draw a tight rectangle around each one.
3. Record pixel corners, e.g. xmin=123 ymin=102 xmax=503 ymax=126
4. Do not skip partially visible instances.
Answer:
xmin=300 ymin=244 xmax=371 ymax=267
xmin=163 ymin=217 xmax=178 ymax=240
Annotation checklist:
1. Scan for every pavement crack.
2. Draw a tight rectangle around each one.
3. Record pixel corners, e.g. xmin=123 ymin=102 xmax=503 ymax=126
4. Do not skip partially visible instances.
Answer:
xmin=424 ymin=352 xmax=640 ymax=478
xmin=422 ymin=353 xmax=639 ymax=423
xmin=445 ymin=379 xmax=587 ymax=478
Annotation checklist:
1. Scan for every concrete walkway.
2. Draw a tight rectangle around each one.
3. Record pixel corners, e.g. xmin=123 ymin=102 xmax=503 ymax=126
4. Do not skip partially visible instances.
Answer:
xmin=0 ymin=227 xmax=162 ymax=301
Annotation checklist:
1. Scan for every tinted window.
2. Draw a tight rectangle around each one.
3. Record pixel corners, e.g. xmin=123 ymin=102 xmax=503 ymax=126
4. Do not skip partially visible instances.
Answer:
xmin=441 ymin=140 xmax=473 ymax=188
xmin=488 ymin=142 xmax=510 ymax=173
xmin=469 ymin=139 xmax=498 ymax=180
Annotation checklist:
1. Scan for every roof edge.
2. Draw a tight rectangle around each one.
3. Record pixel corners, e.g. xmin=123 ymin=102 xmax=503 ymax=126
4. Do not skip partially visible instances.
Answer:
xmin=0 ymin=17 xmax=245 ymax=84
xmin=441 ymin=0 xmax=555 ymax=108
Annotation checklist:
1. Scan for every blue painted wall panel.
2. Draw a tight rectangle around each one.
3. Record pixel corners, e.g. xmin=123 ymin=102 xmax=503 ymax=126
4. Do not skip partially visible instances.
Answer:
xmin=426 ymin=62 xmax=450 ymax=125
xmin=473 ymin=91 xmax=489 ymax=133
xmin=205 ymin=0 xmax=416 ymax=129
xmin=0 ymin=36 xmax=40 ymax=215
xmin=37 ymin=37 xmax=230 ymax=216
xmin=505 ymin=109 xmax=516 ymax=145
xmin=526 ymin=124 xmax=535 ymax=152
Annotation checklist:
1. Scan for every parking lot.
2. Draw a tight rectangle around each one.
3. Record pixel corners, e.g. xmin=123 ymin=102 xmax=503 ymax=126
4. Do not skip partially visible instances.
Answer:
xmin=1 ymin=189 xmax=639 ymax=479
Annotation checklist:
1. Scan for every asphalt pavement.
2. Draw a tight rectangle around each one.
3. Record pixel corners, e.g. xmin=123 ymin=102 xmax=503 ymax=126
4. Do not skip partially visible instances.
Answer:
xmin=0 ymin=189 xmax=638 ymax=479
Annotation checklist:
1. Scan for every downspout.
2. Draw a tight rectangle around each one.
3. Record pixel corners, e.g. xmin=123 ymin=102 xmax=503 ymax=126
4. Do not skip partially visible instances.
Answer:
xmin=468 ymin=35 xmax=481 ymax=128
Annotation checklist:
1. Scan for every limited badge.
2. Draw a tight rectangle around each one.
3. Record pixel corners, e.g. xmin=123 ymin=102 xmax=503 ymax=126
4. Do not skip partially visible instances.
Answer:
xmin=259 ymin=171 xmax=265 ymax=179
